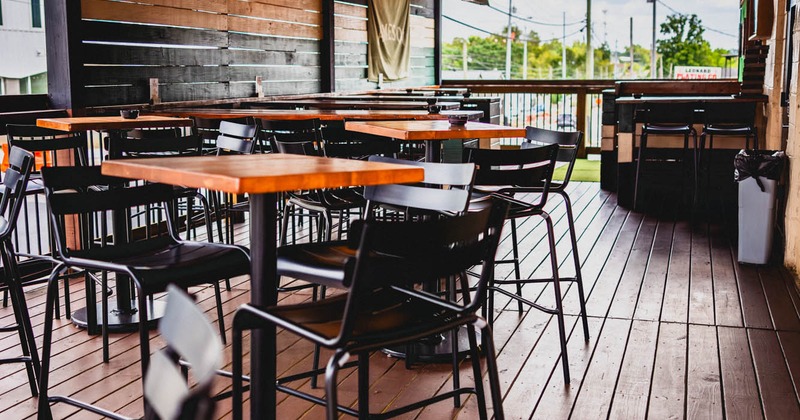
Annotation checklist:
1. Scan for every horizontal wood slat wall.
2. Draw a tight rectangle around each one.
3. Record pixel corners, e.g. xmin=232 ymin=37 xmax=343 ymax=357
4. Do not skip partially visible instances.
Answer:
xmin=334 ymin=0 xmax=435 ymax=92
xmin=74 ymin=0 xmax=435 ymax=107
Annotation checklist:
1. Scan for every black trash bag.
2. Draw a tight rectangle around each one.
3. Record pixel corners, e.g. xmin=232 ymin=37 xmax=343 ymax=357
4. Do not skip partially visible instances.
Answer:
xmin=734 ymin=149 xmax=786 ymax=192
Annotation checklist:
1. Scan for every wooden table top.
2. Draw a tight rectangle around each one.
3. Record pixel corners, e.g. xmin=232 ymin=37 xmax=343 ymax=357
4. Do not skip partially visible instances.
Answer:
xmin=345 ymin=120 xmax=526 ymax=141
xmin=37 ymin=115 xmax=192 ymax=132
xmin=101 ymin=154 xmax=424 ymax=195
xmin=615 ymin=94 xmax=769 ymax=104
xmin=155 ymin=108 xmax=483 ymax=121
xmin=251 ymin=99 xmax=461 ymax=111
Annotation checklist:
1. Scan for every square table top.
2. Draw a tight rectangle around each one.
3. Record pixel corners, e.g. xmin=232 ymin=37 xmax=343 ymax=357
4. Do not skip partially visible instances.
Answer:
xmin=345 ymin=120 xmax=526 ymax=141
xmin=37 ymin=115 xmax=192 ymax=132
xmin=101 ymin=154 xmax=424 ymax=195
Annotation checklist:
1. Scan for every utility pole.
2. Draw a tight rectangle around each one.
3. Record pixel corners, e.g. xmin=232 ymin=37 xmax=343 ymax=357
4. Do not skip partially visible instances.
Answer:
xmin=562 ymin=12 xmax=567 ymax=79
xmin=649 ymin=0 xmax=656 ymax=78
xmin=462 ymin=40 xmax=468 ymax=78
xmin=522 ymin=35 xmax=528 ymax=79
xmin=629 ymin=17 xmax=634 ymax=78
xmin=586 ymin=0 xmax=593 ymax=79
xmin=505 ymin=0 xmax=513 ymax=79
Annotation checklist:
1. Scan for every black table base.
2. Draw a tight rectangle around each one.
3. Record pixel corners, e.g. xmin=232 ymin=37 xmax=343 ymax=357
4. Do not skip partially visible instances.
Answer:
xmin=382 ymin=326 xmax=481 ymax=363
xmin=71 ymin=300 xmax=165 ymax=333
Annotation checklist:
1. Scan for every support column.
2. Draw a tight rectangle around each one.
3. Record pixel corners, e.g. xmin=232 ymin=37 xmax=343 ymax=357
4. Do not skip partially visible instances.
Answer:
xmin=44 ymin=0 xmax=85 ymax=114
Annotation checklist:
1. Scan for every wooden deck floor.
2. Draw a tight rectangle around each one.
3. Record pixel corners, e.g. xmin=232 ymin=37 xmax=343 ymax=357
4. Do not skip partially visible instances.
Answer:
xmin=1 ymin=181 xmax=800 ymax=419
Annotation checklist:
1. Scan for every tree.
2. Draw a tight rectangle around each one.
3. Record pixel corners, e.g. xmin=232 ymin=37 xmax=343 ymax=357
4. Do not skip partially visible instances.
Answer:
xmin=657 ymin=13 xmax=725 ymax=70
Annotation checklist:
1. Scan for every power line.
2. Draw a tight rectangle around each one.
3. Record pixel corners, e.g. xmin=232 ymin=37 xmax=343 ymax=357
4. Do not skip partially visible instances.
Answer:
xmin=656 ymin=0 xmax=738 ymax=38
xmin=442 ymin=15 xmax=503 ymax=37
xmin=444 ymin=15 xmax=586 ymax=44
xmin=486 ymin=3 xmax=584 ymax=27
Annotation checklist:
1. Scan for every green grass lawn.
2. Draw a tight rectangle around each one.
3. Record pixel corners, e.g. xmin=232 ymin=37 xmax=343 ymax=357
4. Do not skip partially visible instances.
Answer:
xmin=553 ymin=159 xmax=600 ymax=182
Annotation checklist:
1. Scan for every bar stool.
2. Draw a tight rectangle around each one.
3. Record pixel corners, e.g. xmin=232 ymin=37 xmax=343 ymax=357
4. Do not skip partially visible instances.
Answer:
xmin=700 ymin=101 xmax=757 ymax=189
xmin=634 ymin=102 xmax=699 ymax=211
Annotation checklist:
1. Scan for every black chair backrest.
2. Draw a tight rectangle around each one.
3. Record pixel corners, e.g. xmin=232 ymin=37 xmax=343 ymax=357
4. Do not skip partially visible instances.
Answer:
xmin=464 ymin=143 xmax=560 ymax=209
xmin=257 ymin=118 xmax=324 ymax=157
xmin=144 ymin=285 xmax=221 ymax=420
xmin=215 ymin=121 xmax=258 ymax=155
xmin=192 ymin=116 xmax=251 ymax=146
xmin=702 ymin=102 xmax=757 ymax=126
xmin=524 ymin=126 xmax=582 ymax=190
xmin=0 ymin=147 xmax=35 ymax=240
xmin=6 ymin=124 xmax=89 ymax=169
xmin=41 ymin=166 xmax=177 ymax=259
xmin=110 ymin=127 xmax=202 ymax=159
xmin=364 ymin=156 xmax=475 ymax=215
xmin=323 ymin=121 xmax=400 ymax=160
xmin=336 ymin=199 xmax=508 ymax=343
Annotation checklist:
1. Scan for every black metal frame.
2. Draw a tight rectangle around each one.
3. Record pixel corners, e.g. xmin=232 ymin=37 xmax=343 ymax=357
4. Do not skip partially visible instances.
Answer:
xmin=231 ymin=201 xmax=508 ymax=420
xmin=465 ymin=143 xmax=573 ymax=383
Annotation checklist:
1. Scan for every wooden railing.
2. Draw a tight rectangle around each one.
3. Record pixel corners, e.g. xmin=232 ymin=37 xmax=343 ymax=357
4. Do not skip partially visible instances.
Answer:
xmin=442 ymin=80 xmax=617 ymax=156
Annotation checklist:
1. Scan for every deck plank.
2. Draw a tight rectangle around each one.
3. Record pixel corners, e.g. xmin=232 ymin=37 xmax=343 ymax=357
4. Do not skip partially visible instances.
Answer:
xmin=608 ymin=319 xmax=659 ymax=420
xmin=717 ymin=326 xmax=762 ymax=420
xmin=647 ymin=322 xmax=687 ymax=420
xmin=749 ymin=329 xmax=800 ymax=420
xmin=686 ymin=324 xmax=723 ymax=420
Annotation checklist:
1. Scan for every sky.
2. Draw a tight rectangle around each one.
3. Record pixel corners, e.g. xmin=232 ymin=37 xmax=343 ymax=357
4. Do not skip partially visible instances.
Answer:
xmin=442 ymin=0 xmax=741 ymax=53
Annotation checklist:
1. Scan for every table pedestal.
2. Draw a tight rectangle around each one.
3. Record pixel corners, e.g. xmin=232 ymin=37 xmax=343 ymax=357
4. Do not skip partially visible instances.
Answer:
xmin=71 ymin=300 xmax=166 ymax=333
xmin=382 ymin=326 xmax=480 ymax=362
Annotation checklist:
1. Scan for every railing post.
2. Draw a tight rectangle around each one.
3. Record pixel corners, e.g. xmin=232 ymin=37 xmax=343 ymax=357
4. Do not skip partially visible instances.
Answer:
xmin=576 ymin=88 xmax=588 ymax=158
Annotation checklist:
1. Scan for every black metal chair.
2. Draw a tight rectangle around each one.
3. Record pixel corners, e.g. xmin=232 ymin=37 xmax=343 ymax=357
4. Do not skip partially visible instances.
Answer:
xmin=143 ymin=285 xmax=223 ymax=420
xmin=192 ymin=116 xmax=252 ymax=155
xmin=36 ymin=166 xmax=250 ymax=419
xmin=108 ymin=127 xmax=216 ymax=243
xmin=634 ymin=102 xmax=699 ymax=211
xmin=464 ymin=143 xmax=572 ymax=383
xmin=36 ymin=285 xmax=223 ymax=420
xmin=700 ymin=101 xmax=757 ymax=189
xmin=0 ymin=147 xmax=39 ymax=397
xmin=258 ymin=118 xmax=366 ymax=245
xmin=231 ymin=199 xmax=508 ymax=420
xmin=522 ymin=126 xmax=590 ymax=341
xmin=5 ymin=124 xmax=91 ymax=318
xmin=208 ymin=120 xmax=259 ymax=245
xmin=276 ymin=156 xmax=476 ymax=387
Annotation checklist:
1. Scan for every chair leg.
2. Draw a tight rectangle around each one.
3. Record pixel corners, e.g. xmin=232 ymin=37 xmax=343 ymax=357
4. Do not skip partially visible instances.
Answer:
xmin=325 ymin=352 xmax=345 ymax=420
xmin=232 ymin=325 xmax=244 ymax=420
xmin=37 ymin=267 xmax=65 ymax=420
xmin=213 ymin=281 xmax=227 ymax=344
xmin=478 ymin=319 xmax=505 ymax=420
xmin=357 ymin=352 xmax=370 ymax=417
xmin=449 ymin=276 xmax=461 ymax=408
xmin=560 ymin=192 xmax=589 ymax=342
xmin=102 ymin=272 xmax=110 ymax=362
xmin=63 ymin=274 xmax=71 ymax=319
xmin=509 ymin=219 xmax=523 ymax=313
xmin=279 ymin=202 xmax=293 ymax=246
xmin=545 ymin=212 xmax=570 ymax=384
xmin=466 ymin=322 xmax=488 ymax=420
xmin=634 ymin=132 xmax=647 ymax=211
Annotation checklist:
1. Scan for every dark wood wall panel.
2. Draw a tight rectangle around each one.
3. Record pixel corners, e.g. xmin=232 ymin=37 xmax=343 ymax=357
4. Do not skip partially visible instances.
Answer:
xmin=73 ymin=0 xmax=434 ymax=107
xmin=79 ymin=0 xmax=323 ymax=107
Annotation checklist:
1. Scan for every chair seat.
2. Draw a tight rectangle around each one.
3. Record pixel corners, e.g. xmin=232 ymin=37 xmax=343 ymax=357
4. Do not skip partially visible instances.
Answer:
xmin=703 ymin=124 xmax=753 ymax=135
xmin=267 ymin=287 xmax=476 ymax=352
xmin=287 ymin=188 xmax=365 ymax=213
xmin=277 ymin=241 xmax=353 ymax=289
xmin=70 ymin=237 xmax=249 ymax=294
xmin=643 ymin=124 xmax=694 ymax=135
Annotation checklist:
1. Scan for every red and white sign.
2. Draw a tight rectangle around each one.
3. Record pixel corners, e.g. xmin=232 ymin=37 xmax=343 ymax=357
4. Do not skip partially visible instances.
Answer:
xmin=674 ymin=66 xmax=723 ymax=80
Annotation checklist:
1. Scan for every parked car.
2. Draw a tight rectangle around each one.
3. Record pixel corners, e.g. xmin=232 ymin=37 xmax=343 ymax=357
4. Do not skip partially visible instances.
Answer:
xmin=556 ymin=113 xmax=576 ymax=129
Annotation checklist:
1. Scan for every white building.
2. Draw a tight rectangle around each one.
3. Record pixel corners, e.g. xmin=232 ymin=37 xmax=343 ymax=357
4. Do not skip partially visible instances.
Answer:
xmin=0 ymin=0 xmax=46 ymax=95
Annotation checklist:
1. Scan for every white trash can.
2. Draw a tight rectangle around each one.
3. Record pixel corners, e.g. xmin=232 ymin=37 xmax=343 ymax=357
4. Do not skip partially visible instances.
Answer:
xmin=737 ymin=177 xmax=777 ymax=264
xmin=734 ymin=150 xmax=785 ymax=265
